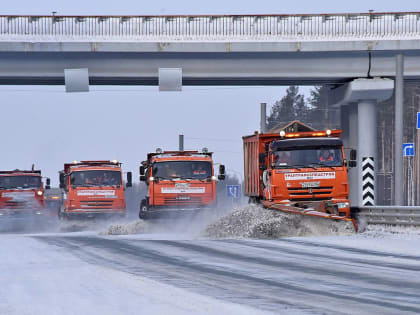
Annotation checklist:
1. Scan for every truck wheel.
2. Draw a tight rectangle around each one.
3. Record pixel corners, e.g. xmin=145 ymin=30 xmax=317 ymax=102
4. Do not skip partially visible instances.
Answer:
xmin=58 ymin=206 xmax=63 ymax=220
xmin=58 ymin=206 xmax=68 ymax=221
xmin=139 ymin=199 xmax=148 ymax=220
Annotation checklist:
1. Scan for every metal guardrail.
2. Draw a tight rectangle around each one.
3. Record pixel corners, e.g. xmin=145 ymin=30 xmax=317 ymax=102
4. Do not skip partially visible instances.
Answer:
xmin=0 ymin=12 xmax=420 ymax=41
xmin=356 ymin=206 xmax=420 ymax=226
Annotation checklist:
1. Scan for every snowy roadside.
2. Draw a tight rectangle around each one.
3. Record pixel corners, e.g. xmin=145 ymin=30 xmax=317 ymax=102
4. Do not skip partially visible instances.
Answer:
xmin=0 ymin=235 xmax=271 ymax=315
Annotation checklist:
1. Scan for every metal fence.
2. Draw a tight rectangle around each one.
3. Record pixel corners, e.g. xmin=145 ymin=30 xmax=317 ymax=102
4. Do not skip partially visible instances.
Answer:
xmin=1 ymin=12 xmax=420 ymax=41
xmin=356 ymin=206 xmax=420 ymax=226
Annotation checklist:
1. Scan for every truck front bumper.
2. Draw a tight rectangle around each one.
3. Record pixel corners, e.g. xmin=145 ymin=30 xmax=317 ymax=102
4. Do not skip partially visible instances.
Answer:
xmin=141 ymin=205 xmax=214 ymax=219
xmin=62 ymin=209 xmax=126 ymax=220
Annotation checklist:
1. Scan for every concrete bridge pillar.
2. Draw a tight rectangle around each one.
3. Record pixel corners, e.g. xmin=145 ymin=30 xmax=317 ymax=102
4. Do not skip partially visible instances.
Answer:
xmin=331 ymin=78 xmax=394 ymax=207
xmin=357 ymin=100 xmax=377 ymax=205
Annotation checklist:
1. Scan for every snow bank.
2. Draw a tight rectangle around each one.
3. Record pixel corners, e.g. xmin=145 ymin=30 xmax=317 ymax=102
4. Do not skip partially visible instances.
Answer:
xmin=203 ymin=205 xmax=355 ymax=239
xmin=101 ymin=220 xmax=149 ymax=235
xmin=362 ymin=224 xmax=420 ymax=237
xmin=100 ymin=206 xmax=234 ymax=237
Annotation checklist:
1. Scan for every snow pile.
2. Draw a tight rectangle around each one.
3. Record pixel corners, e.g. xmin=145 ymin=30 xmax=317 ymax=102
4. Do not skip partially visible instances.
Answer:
xmin=203 ymin=204 xmax=355 ymax=239
xmin=362 ymin=224 xmax=420 ymax=237
xmin=57 ymin=221 xmax=100 ymax=233
xmin=101 ymin=220 xmax=149 ymax=235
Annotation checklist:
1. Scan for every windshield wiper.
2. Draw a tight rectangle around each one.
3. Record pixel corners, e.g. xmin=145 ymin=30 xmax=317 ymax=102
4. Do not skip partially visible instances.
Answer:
xmin=74 ymin=184 xmax=97 ymax=187
xmin=155 ymin=176 xmax=171 ymax=181
xmin=309 ymin=162 xmax=335 ymax=170
xmin=198 ymin=176 xmax=212 ymax=182
xmin=289 ymin=165 xmax=305 ymax=170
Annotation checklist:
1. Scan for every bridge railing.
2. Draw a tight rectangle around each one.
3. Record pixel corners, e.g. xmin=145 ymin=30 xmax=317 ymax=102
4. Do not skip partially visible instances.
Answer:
xmin=1 ymin=12 xmax=420 ymax=41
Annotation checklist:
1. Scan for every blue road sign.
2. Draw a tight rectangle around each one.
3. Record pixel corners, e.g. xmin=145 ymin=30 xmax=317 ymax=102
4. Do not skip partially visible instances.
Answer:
xmin=226 ymin=185 xmax=241 ymax=198
xmin=403 ymin=143 xmax=415 ymax=157
xmin=417 ymin=112 xmax=420 ymax=129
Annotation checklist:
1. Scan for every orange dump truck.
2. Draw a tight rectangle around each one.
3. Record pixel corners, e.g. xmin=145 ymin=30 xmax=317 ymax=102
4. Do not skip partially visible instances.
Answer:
xmin=243 ymin=129 xmax=358 ymax=228
xmin=58 ymin=160 xmax=132 ymax=219
xmin=0 ymin=169 xmax=50 ymax=222
xmin=139 ymin=149 xmax=225 ymax=219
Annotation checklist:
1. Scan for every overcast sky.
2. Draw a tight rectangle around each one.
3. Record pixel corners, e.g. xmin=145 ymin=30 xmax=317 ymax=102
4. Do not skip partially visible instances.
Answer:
xmin=1 ymin=0 xmax=418 ymax=185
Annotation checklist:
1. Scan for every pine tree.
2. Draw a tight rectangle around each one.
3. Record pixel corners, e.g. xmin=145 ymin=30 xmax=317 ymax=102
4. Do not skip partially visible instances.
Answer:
xmin=267 ymin=86 xmax=306 ymax=130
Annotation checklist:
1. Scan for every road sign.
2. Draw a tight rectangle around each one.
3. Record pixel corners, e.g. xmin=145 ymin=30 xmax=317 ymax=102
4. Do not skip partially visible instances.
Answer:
xmin=403 ymin=143 xmax=415 ymax=157
xmin=226 ymin=185 xmax=241 ymax=198
xmin=417 ymin=112 xmax=420 ymax=129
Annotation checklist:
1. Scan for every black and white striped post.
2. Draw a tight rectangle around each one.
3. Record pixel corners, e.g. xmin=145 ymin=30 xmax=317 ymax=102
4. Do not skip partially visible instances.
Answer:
xmin=358 ymin=100 xmax=377 ymax=206
xmin=362 ymin=157 xmax=375 ymax=205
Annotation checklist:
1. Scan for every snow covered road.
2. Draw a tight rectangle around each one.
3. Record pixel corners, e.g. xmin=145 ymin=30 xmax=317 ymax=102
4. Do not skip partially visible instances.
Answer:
xmin=1 ymin=232 xmax=420 ymax=314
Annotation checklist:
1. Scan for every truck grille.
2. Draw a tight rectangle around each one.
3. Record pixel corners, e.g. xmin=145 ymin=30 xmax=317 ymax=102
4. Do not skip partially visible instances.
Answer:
xmin=80 ymin=200 xmax=114 ymax=208
xmin=287 ymin=186 xmax=333 ymax=201
xmin=5 ymin=201 xmax=25 ymax=207
xmin=164 ymin=196 xmax=202 ymax=205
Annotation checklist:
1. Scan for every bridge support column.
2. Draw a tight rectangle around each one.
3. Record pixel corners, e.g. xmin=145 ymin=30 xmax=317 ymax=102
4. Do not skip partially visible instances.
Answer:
xmin=330 ymin=78 xmax=394 ymax=207
xmin=358 ymin=100 xmax=376 ymax=205
xmin=394 ymin=54 xmax=404 ymax=205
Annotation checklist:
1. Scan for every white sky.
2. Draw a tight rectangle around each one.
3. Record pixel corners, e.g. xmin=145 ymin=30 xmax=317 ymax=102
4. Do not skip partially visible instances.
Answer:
xmin=1 ymin=0 xmax=418 ymax=185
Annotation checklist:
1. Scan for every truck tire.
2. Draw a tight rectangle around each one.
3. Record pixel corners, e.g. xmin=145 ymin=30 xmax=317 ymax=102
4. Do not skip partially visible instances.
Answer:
xmin=139 ymin=199 xmax=148 ymax=220
xmin=58 ymin=206 xmax=64 ymax=220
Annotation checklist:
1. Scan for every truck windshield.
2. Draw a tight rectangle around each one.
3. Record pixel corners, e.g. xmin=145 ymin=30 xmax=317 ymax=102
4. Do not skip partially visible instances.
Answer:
xmin=70 ymin=170 xmax=122 ymax=187
xmin=273 ymin=147 xmax=343 ymax=168
xmin=0 ymin=176 xmax=41 ymax=189
xmin=152 ymin=161 xmax=212 ymax=180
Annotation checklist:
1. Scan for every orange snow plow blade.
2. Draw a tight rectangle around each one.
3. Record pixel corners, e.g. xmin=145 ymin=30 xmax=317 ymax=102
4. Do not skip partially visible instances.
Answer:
xmin=262 ymin=201 xmax=358 ymax=232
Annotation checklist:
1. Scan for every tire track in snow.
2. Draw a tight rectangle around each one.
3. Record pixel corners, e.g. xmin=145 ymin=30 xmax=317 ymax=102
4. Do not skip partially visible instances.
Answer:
xmin=221 ymin=239 xmax=420 ymax=272
xmin=35 ymin=236 xmax=420 ymax=314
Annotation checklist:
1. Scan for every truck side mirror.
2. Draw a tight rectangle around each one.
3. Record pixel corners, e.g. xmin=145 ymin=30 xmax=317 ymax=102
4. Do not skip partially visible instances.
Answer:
xmin=219 ymin=164 xmax=225 ymax=175
xmin=218 ymin=164 xmax=225 ymax=180
xmin=348 ymin=160 xmax=357 ymax=168
xmin=350 ymin=149 xmax=357 ymax=161
xmin=139 ymin=175 xmax=146 ymax=182
xmin=258 ymin=153 xmax=266 ymax=164
xmin=139 ymin=166 xmax=145 ymax=176
xmin=59 ymin=173 xmax=65 ymax=189
xmin=46 ymin=178 xmax=51 ymax=190
xmin=126 ymin=172 xmax=132 ymax=187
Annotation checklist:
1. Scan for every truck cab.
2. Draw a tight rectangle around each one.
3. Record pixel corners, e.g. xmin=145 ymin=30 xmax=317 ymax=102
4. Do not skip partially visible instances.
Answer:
xmin=59 ymin=160 xmax=132 ymax=219
xmin=0 ymin=169 xmax=49 ymax=220
xmin=243 ymin=129 xmax=356 ymax=218
xmin=139 ymin=149 xmax=225 ymax=219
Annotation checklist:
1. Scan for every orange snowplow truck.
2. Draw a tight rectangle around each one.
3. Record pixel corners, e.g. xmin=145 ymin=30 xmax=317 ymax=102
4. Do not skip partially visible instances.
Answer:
xmin=243 ymin=129 xmax=358 ymax=226
xmin=58 ymin=160 xmax=132 ymax=219
xmin=139 ymin=149 xmax=225 ymax=219
xmin=0 ymin=169 xmax=50 ymax=220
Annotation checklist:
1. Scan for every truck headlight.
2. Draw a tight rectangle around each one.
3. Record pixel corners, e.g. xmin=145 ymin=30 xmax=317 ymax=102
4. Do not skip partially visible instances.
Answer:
xmin=337 ymin=202 xmax=349 ymax=209
xmin=37 ymin=191 xmax=43 ymax=196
